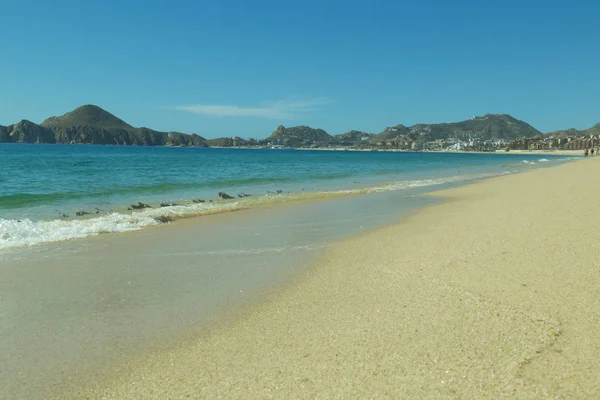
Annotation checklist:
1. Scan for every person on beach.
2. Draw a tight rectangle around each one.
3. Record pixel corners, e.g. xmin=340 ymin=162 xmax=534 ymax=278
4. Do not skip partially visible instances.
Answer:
xmin=584 ymin=148 xmax=589 ymax=157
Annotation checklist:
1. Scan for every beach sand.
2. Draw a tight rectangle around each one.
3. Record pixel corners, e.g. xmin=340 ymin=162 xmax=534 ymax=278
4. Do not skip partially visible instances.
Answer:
xmin=296 ymin=148 xmax=584 ymax=157
xmin=499 ymin=149 xmax=584 ymax=157
xmin=87 ymin=157 xmax=599 ymax=399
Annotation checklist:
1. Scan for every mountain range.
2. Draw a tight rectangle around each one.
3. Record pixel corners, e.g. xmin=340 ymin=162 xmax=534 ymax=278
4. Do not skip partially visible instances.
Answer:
xmin=0 ymin=105 xmax=597 ymax=148
xmin=546 ymin=123 xmax=600 ymax=138
xmin=264 ymin=114 xmax=543 ymax=147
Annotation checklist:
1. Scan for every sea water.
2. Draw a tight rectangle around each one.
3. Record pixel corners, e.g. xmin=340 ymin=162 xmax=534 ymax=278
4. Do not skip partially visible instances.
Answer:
xmin=0 ymin=144 xmax=572 ymax=250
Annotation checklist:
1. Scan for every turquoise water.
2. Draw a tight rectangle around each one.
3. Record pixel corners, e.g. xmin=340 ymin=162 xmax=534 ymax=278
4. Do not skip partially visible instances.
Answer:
xmin=0 ymin=144 xmax=572 ymax=249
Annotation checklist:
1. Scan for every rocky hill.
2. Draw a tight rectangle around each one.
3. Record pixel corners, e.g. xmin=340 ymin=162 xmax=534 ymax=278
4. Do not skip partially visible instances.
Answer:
xmin=0 ymin=120 xmax=55 ymax=143
xmin=547 ymin=122 xmax=600 ymax=137
xmin=414 ymin=114 xmax=541 ymax=140
xmin=370 ymin=114 xmax=541 ymax=144
xmin=205 ymin=136 xmax=255 ymax=147
xmin=266 ymin=125 xmax=333 ymax=147
xmin=331 ymin=130 xmax=373 ymax=146
xmin=0 ymin=105 xmax=208 ymax=146
xmin=370 ymin=125 xmax=411 ymax=144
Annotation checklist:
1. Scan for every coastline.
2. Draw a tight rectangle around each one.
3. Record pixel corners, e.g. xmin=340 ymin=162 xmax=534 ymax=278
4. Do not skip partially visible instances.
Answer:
xmin=301 ymin=148 xmax=584 ymax=156
xmin=213 ymin=146 xmax=583 ymax=157
xmin=90 ymin=157 xmax=600 ymax=399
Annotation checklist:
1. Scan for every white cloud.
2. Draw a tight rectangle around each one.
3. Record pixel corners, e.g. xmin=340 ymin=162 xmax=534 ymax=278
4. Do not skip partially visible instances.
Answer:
xmin=170 ymin=97 xmax=332 ymax=119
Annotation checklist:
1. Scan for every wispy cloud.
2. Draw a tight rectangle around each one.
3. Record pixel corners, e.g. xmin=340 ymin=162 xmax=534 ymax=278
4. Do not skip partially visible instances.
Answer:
xmin=170 ymin=97 xmax=333 ymax=119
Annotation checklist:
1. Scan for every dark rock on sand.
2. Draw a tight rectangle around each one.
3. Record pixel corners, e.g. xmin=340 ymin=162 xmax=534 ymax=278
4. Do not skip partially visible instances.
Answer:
xmin=129 ymin=202 xmax=152 ymax=210
xmin=218 ymin=192 xmax=234 ymax=199
xmin=154 ymin=216 xmax=174 ymax=223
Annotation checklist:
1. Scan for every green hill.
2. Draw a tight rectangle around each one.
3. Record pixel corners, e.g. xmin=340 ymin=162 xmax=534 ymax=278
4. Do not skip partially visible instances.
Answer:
xmin=370 ymin=125 xmax=411 ymax=144
xmin=41 ymin=105 xmax=133 ymax=131
xmin=39 ymin=105 xmax=208 ymax=146
xmin=547 ymin=122 xmax=600 ymax=137
xmin=332 ymin=130 xmax=373 ymax=146
xmin=0 ymin=105 xmax=208 ymax=146
xmin=266 ymin=125 xmax=333 ymax=147
xmin=411 ymin=114 xmax=541 ymax=140
xmin=369 ymin=115 xmax=541 ymax=144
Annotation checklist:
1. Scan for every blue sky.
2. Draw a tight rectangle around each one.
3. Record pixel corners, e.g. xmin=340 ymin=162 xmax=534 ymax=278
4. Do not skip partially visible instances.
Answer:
xmin=0 ymin=0 xmax=598 ymax=138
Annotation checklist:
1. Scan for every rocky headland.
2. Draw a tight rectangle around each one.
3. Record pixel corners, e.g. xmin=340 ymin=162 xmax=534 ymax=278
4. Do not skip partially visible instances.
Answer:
xmin=0 ymin=105 xmax=207 ymax=147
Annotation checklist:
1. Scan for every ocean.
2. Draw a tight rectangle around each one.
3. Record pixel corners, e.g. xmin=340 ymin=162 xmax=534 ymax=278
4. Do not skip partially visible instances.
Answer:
xmin=0 ymin=144 xmax=575 ymax=397
xmin=0 ymin=144 xmax=571 ymax=251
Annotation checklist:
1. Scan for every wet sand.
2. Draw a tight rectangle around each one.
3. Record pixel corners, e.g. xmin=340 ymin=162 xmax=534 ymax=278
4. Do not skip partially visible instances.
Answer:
xmin=85 ymin=157 xmax=600 ymax=398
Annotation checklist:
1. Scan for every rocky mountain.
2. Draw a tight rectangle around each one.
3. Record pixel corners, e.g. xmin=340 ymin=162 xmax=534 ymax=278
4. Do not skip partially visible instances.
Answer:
xmin=0 ymin=105 xmax=208 ymax=146
xmin=332 ymin=130 xmax=373 ymax=146
xmin=370 ymin=114 xmax=541 ymax=145
xmin=205 ymin=136 xmax=256 ymax=147
xmin=266 ymin=125 xmax=333 ymax=147
xmin=370 ymin=125 xmax=411 ymax=144
xmin=0 ymin=120 xmax=55 ymax=143
xmin=547 ymin=122 xmax=600 ymax=138
xmin=411 ymin=114 xmax=541 ymax=140
xmin=205 ymin=137 xmax=237 ymax=147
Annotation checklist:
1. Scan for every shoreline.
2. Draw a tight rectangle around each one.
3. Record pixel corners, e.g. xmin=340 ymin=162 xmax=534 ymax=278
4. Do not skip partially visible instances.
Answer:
xmin=300 ymin=148 xmax=584 ymax=156
xmin=0 ymin=143 xmax=586 ymax=157
xmin=90 ymin=157 xmax=600 ymax=398
xmin=212 ymin=146 xmax=584 ymax=157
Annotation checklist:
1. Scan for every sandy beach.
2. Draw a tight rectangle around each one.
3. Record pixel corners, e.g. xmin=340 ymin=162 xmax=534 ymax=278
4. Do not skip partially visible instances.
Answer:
xmin=296 ymin=147 xmax=584 ymax=157
xmin=499 ymin=149 xmax=584 ymax=157
xmin=75 ymin=157 xmax=599 ymax=398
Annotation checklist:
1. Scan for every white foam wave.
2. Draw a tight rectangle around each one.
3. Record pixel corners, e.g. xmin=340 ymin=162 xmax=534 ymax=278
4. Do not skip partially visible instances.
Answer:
xmin=0 ymin=213 xmax=158 ymax=250
xmin=0 ymin=202 xmax=240 ymax=250
xmin=538 ymin=158 xmax=550 ymax=162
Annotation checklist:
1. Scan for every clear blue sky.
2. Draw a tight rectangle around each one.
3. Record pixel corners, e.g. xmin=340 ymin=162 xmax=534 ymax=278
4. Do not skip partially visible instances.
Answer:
xmin=1 ymin=0 xmax=598 ymax=138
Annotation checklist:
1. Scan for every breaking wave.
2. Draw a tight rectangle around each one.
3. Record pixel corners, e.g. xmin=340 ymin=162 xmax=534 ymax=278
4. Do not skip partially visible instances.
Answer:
xmin=0 ymin=171 xmax=510 ymax=250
